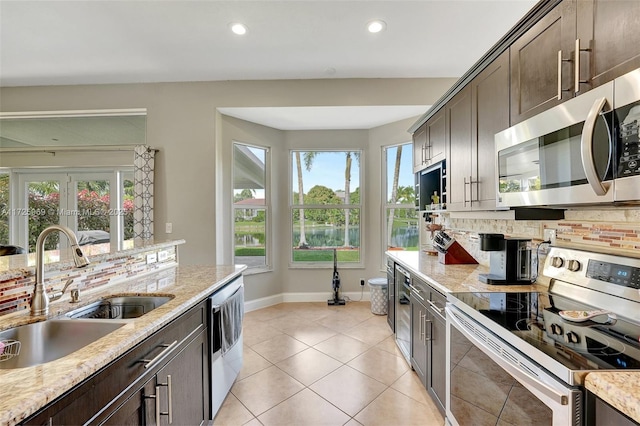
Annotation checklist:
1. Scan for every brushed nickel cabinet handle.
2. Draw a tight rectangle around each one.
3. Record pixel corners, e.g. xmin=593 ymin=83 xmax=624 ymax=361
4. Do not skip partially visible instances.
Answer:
xmin=158 ymin=375 xmax=173 ymax=424
xmin=557 ymin=50 xmax=572 ymax=100
xmin=575 ymin=39 xmax=590 ymax=93
xmin=140 ymin=340 xmax=178 ymax=369
xmin=424 ymin=317 xmax=432 ymax=342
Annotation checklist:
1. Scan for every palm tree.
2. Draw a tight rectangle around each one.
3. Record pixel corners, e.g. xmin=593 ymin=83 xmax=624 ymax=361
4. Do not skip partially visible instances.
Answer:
xmin=387 ymin=145 xmax=402 ymax=247
xmin=343 ymin=151 xmax=360 ymax=247
xmin=295 ymin=151 xmax=318 ymax=248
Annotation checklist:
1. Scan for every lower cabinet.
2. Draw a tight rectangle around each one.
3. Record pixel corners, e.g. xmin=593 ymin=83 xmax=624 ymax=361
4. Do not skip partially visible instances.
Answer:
xmin=23 ymin=300 xmax=209 ymax=426
xmin=409 ymin=276 xmax=446 ymax=416
xmin=586 ymin=391 xmax=639 ymax=426
xmin=103 ymin=329 xmax=208 ymax=425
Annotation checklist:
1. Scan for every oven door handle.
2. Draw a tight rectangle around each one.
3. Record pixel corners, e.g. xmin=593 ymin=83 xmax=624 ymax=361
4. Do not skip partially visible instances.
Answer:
xmin=447 ymin=307 xmax=569 ymax=406
xmin=580 ymin=96 xmax=611 ymax=196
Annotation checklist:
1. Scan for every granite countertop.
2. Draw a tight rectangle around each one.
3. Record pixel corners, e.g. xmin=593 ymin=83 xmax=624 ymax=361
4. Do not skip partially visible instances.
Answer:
xmin=0 ymin=263 xmax=245 ymax=426
xmin=387 ymin=250 xmax=640 ymax=423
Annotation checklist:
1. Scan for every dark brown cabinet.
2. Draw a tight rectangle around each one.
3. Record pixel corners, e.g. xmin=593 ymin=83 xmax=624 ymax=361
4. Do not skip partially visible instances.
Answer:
xmin=510 ymin=0 xmax=577 ymax=124
xmin=445 ymin=85 xmax=473 ymax=211
xmin=413 ymin=109 xmax=446 ymax=173
xmin=576 ymin=0 xmax=640 ymax=94
xmin=409 ymin=276 xmax=445 ymax=416
xmin=471 ymin=50 xmax=510 ymax=210
xmin=23 ymin=300 xmax=209 ymax=426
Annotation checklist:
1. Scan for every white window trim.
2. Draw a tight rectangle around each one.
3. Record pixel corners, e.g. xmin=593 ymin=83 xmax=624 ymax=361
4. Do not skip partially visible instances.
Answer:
xmin=289 ymin=149 xmax=364 ymax=269
xmin=232 ymin=141 xmax=272 ymax=273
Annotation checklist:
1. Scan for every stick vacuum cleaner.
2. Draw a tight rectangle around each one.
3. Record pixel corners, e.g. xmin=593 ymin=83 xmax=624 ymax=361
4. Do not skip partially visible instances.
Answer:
xmin=327 ymin=249 xmax=345 ymax=305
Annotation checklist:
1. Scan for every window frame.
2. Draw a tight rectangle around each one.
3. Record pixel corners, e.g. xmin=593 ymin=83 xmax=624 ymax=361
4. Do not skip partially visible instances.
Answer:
xmin=289 ymin=149 xmax=364 ymax=269
xmin=381 ymin=142 xmax=417 ymax=269
xmin=232 ymin=141 xmax=271 ymax=274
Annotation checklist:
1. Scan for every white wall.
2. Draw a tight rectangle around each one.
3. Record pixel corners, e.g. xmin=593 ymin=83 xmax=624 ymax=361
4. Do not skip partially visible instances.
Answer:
xmin=0 ymin=78 xmax=456 ymax=302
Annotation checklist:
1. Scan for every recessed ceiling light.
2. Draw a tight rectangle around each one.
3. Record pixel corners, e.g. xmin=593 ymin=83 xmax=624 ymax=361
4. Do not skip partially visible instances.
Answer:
xmin=367 ymin=20 xmax=386 ymax=33
xmin=230 ymin=23 xmax=248 ymax=35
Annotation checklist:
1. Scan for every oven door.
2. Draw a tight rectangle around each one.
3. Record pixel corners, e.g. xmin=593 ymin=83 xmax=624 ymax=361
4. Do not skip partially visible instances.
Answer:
xmin=446 ymin=305 xmax=582 ymax=426
xmin=495 ymin=81 xmax=614 ymax=208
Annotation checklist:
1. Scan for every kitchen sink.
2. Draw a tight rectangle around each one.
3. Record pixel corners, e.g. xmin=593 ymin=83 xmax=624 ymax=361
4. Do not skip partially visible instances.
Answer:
xmin=0 ymin=320 xmax=126 ymax=369
xmin=66 ymin=295 xmax=173 ymax=320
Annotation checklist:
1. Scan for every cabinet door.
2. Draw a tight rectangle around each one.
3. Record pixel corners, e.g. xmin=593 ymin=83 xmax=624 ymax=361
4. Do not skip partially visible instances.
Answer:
xmin=471 ymin=50 xmax=510 ymax=210
xmin=427 ymin=109 xmax=446 ymax=166
xmin=510 ymin=0 xmax=577 ymax=124
xmin=156 ymin=330 xmax=209 ymax=425
xmin=410 ymin=297 xmax=427 ymax=386
xmin=577 ymin=0 xmax=640 ymax=93
xmin=427 ymin=310 xmax=446 ymax=416
xmin=412 ymin=123 xmax=427 ymax=173
xmin=446 ymin=85 xmax=472 ymax=211
xmin=102 ymin=379 xmax=156 ymax=426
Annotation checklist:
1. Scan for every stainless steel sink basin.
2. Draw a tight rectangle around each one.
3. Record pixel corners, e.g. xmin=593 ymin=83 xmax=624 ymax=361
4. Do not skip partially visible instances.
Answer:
xmin=0 ymin=320 xmax=126 ymax=369
xmin=66 ymin=295 xmax=173 ymax=320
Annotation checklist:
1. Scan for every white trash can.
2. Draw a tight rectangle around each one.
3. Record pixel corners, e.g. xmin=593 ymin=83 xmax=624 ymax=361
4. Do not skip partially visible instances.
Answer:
xmin=368 ymin=278 xmax=388 ymax=315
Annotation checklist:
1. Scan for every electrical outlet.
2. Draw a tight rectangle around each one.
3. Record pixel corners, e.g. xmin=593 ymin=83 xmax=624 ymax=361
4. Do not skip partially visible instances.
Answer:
xmin=146 ymin=253 xmax=158 ymax=264
xmin=158 ymin=250 xmax=169 ymax=262
xmin=360 ymin=278 xmax=365 ymax=286
xmin=543 ymin=229 xmax=557 ymax=244
xmin=165 ymin=223 xmax=173 ymax=234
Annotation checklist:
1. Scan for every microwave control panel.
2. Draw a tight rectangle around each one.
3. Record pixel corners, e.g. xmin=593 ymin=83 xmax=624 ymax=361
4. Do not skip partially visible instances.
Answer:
xmin=618 ymin=102 xmax=640 ymax=177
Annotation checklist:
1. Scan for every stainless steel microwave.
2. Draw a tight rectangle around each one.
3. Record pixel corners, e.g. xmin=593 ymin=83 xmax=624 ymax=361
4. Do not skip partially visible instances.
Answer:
xmin=495 ymin=68 xmax=640 ymax=208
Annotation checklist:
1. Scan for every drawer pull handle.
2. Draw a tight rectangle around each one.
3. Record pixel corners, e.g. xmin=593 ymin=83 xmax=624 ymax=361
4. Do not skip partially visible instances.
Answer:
xmin=140 ymin=340 xmax=178 ymax=369
xmin=158 ymin=375 xmax=173 ymax=424
xmin=427 ymin=300 xmax=444 ymax=314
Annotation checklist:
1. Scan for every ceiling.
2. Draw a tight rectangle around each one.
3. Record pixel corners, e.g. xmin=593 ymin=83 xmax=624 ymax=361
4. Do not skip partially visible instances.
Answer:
xmin=0 ymin=0 xmax=537 ymax=130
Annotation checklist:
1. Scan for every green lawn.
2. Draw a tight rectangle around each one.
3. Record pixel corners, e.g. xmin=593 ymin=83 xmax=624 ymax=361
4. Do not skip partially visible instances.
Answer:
xmin=292 ymin=249 xmax=360 ymax=262
xmin=235 ymin=247 xmax=265 ymax=256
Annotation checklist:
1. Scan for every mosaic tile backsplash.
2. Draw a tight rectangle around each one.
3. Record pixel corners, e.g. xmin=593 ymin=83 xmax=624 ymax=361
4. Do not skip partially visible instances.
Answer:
xmin=421 ymin=208 xmax=640 ymax=269
xmin=0 ymin=244 xmax=178 ymax=316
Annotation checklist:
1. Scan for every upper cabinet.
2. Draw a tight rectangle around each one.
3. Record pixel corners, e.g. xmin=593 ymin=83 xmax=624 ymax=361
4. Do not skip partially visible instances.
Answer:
xmin=510 ymin=0 xmax=577 ymax=124
xmin=511 ymin=0 xmax=640 ymax=124
xmin=471 ymin=51 xmax=510 ymax=210
xmin=576 ymin=0 xmax=640 ymax=94
xmin=445 ymin=86 xmax=473 ymax=211
xmin=413 ymin=109 xmax=446 ymax=173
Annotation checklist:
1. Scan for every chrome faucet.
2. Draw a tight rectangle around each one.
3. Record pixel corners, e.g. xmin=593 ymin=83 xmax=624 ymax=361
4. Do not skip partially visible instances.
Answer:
xmin=30 ymin=225 xmax=91 ymax=316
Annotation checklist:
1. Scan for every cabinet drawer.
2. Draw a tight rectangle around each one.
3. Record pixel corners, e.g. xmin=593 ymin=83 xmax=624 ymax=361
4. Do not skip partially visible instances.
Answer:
xmin=23 ymin=301 xmax=206 ymax=426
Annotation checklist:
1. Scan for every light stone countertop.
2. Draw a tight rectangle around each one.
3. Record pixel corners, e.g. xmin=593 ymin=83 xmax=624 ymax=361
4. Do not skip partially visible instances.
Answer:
xmin=387 ymin=250 xmax=640 ymax=424
xmin=0 ymin=263 xmax=245 ymax=426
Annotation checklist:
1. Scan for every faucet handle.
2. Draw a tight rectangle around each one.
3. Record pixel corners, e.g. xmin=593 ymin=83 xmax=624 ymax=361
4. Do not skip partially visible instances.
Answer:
xmin=49 ymin=278 xmax=75 ymax=302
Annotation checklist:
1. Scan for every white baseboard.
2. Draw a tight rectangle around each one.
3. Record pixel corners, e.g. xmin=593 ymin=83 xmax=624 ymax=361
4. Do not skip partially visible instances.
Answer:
xmin=245 ymin=291 xmax=371 ymax=312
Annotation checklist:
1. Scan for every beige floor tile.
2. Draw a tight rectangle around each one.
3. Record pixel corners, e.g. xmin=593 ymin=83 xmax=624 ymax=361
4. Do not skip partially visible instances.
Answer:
xmin=237 ymin=346 xmax=272 ymax=381
xmin=375 ymin=335 xmax=404 ymax=358
xmin=316 ymin=313 xmax=370 ymax=331
xmin=243 ymin=322 xmax=283 ymax=347
xmin=242 ymin=419 xmax=263 ymax=426
xmin=265 ymin=312 xmax=312 ymax=331
xmin=310 ymin=365 xmax=387 ymax=416
xmin=245 ymin=305 xmax=288 ymax=322
xmin=347 ymin=348 xmax=409 ymax=385
xmin=344 ymin=420 xmax=363 ymax=426
xmin=213 ymin=393 xmax=254 ymax=426
xmin=282 ymin=323 xmax=338 ymax=346
xmin=276 ymin=347 xmax=342 ymax=386
xmin=313 ymin=334 xmax=371 ymax=363
xmin=354 ymin=388 xmax=444 ymax=426
xmin=341 ymin=317 xmax=393 ymax=346
xmin=251 ymin=333 xmax=309 ymax=363
xmin=257 ymin=388 xmax=350 ymax=426
xmin=231 ymin=366 xmax=305 ymax=416
xmin=390 ymin=370 xmax=433 ymax=407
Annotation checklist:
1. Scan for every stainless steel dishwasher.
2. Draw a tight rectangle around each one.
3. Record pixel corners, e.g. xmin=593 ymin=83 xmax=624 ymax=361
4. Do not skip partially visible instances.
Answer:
xmin=209 ymin=276 xmax=244 ymax=419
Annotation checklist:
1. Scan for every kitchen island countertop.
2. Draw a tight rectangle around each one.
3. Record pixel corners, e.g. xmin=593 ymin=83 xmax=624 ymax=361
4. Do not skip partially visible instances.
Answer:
xmin=0 ymin=263 xmax=245 ymax=426
xmin=387 ymin=250 xmax=640 ymax=424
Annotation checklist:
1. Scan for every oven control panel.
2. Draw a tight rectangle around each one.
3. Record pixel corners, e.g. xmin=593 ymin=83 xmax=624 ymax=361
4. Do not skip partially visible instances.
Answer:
xmin=586 ymin=260 xmax=640 ymax=289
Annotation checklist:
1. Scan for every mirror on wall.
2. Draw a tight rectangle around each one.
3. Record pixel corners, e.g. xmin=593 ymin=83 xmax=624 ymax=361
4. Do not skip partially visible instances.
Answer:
xmin=0 ymin=110 xmax=148 ymax=264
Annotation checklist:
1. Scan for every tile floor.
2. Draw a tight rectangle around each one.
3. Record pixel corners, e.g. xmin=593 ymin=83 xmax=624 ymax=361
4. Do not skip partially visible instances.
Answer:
xmin=213 ymin=301 xmax=445 ymax=426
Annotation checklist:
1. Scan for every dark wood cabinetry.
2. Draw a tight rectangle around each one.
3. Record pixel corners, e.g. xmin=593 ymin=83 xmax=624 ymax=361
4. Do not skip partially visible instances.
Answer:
xmin=510 ymin=0 xmax=577 ymax=124
xmin=409 ymin=276 xmax=445 ymax=416
xmin=586 ymin=391 xmax=638 ymax=426
xmin=471 ymin=50 xmax=510 ymax=210
xmin=445 ymin=86 xmax=473 ymax=211
xmin=577 ymin=0 xmax=640 ymax=94
xmin=413 ymin=109 xmax=446 ymax=173
xmin=24 ymin=301 xmax=209 ymax=426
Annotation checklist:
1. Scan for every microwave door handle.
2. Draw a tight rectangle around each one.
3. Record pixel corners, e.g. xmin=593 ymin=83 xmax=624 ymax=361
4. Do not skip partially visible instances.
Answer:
xmin=581 ymin=96 xmax=611 ymax=196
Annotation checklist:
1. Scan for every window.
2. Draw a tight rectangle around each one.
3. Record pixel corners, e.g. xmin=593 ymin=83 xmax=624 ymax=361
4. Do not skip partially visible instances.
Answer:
xmin=10 ymin=168 xmax=134 ymax=256
xmin=233 ymin=143 xmax=269 ymax=271
xmin=290 ymin=150 xmax=362 ymax=266
xmin=383 ymin=143 xmax=418 ymax=257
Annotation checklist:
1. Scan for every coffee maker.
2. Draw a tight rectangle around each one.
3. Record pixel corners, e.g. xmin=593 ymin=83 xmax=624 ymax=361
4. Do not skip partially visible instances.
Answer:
xmin=478 ymin=233 xmax=533 ymax=284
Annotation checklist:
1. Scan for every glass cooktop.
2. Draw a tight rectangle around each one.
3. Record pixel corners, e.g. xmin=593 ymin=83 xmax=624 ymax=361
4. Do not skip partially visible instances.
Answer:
xmin=450 ymin=290 xmax=640 ymax=373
